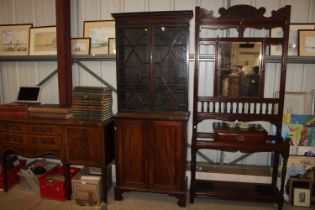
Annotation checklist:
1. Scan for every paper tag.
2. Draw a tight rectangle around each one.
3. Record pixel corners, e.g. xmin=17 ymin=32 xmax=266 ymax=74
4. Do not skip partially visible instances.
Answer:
xmin=13 ymin=160 xmax=20 ymax=167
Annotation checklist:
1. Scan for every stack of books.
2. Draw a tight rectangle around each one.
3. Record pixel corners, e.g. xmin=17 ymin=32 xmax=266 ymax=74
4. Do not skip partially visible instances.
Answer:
xmin=72 ymin=86 xmax=113 ymax=121
xmin=0 ymin=104 xmax=29 ymax=119
xmin=28 ymin=104 xmax=73 ymax=119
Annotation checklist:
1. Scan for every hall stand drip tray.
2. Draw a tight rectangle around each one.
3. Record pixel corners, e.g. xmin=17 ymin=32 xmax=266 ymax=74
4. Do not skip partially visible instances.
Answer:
xmin=195 ymin=180 xmax=279 ymax=202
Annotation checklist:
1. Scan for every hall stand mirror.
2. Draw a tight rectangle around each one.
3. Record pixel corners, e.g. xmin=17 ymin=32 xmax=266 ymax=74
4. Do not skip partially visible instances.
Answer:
xmin=190 ymin=5 xmax=291 ymax=210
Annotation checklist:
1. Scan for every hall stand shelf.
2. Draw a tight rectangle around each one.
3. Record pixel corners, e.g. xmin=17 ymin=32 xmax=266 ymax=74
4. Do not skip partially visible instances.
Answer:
xmin=189 ymin=5 xmax=291 ymax=210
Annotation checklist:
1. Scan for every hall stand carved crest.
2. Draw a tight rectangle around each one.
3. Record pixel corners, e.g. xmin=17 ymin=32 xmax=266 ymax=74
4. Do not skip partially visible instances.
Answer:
xmin=189 ymin=5 xmax=291 ymax=210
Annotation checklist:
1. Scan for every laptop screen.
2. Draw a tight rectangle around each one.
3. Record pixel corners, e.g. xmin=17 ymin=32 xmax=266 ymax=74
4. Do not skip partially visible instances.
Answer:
xmin=17 ymin=86 xmax=41 ymax=102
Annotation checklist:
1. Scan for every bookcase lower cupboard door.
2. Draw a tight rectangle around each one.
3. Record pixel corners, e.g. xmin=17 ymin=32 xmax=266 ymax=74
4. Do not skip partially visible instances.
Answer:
xmin=114 ymin=113 xmax=188 ymax=206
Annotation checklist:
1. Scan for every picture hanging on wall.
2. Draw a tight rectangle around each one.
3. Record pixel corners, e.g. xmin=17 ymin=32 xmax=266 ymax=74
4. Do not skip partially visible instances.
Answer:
xmin=270 ymin=23 xmax=315 ymax=56
xmin=298 ymin=30 xmax=315 ymax=56
xmin=71 ymin=38 xmax=91 ymax=55
xmin=83 ymin=20 xmax=115 ymax=55
xmin=274 ymin=91 xmax=308 ymax=114
xmin=108 ymin=38 xmax=116 ymax=54
xmin=0 ymin=24 xmax=33 ymax=56
xmin=29 ymin=26 xmax=57 ymax=55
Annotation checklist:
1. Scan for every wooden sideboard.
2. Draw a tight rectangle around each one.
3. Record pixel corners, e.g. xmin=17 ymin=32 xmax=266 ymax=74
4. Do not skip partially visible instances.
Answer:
xmin=0 ymin=117 xmax=114 ymax=202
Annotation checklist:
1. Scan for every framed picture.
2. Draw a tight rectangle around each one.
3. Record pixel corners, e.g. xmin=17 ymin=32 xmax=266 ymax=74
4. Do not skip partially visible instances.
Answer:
xmin=293 ymin=188 xmax=311 ymax=207
xmin=270 ymin=23 xmax=315 ymax=56
xmin=274 ymin=91 xmax=308 ymax=114
xmin=289 ymin=178 xmax=312 ymax=207
xmin=311 ymin=89 xmax=315 ymax=114
xmin=71 ymin=38 xmax=91 ymax=55
xmin=29 ymin=26 xmax=57 ymax=55
xmin=0 ymin=24 xmax=33 ymax=56
xmin=83 ymin=20 xmax=115 ymax=55
xmin=108 ymin=38 xmax=116 ymax=54
xmin=298 ymin=30 xmax=315 ymax=56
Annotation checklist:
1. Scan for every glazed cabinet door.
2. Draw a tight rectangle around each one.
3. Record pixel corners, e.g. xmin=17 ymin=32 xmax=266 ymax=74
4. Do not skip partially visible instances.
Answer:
xmin=152 ymin=25 xmax=189 ymax=112
xmin=149 ymin=120 xmax=186 ymax=191
xmin=116 ymin=26 xmax=150 ymax=112
xmin=64 ymin=127 xmax=105 ymax=165
xmin=115 ymin=118 xmax=148 ymax=189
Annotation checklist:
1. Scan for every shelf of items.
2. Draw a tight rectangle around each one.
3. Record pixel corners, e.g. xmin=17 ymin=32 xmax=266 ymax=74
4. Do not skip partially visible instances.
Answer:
xmin=0 ymin=54 xmax=116 ymax=62
xmin=0 ymin=55 xmax=314 ymax=63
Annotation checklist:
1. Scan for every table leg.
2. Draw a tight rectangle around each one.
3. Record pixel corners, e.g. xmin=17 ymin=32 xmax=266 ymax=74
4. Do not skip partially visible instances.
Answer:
xmin=102 ymin=167 xmax=107 ymax=203
xmin=63 ymin=163 xmax=71 ymax=200
xmin=0 ymin=155 xmax=8 ymax=192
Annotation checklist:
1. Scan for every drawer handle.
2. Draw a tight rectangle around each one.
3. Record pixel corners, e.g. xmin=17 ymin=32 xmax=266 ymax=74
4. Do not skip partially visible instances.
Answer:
xmin=235 ymin=135 xmax=246 ymax=142
xmin=40 ymin=127 xmax=47 ymax=132
xmin=81 ymin=139 xmax=88 ymax=147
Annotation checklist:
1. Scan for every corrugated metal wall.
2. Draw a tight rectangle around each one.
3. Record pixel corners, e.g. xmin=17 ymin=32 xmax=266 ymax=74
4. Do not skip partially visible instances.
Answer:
xmin=0 ymin=0 xmax=314 ymax=165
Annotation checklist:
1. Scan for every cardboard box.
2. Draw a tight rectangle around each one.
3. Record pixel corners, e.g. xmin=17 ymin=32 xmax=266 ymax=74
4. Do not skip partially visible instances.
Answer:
xmin=0 ymin=159 xmax=26 ymax=189
xmin=38 ymin=166 xmax=80 ymax=201
xmin=72 ymin=167 xmax=102 ymax=206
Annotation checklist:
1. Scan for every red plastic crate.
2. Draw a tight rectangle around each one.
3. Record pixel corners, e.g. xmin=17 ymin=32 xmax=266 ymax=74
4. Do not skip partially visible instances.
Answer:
xmin=38 ymin=166 xmax=80 ymax=201
xmin=0 ymin=159 xmax=27 ymax=189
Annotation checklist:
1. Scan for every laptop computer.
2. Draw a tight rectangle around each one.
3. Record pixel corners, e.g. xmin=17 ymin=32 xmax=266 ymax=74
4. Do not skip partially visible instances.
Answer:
xmin=10 ymin=86 xmax=41 ymax=105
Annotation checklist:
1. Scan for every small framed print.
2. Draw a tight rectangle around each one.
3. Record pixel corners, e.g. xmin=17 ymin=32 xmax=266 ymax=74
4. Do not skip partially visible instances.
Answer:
xmin=311 ymin=89 xmax=315 ymax=114
xmin=270 ymin=23 xmax=315 ymax=56
xmin=293 ymin=188 xmax=311 ymax=207
xmin=108 ymin=38 xmax=116 ymax=54
xmin=274 ymin=91 xmax=308 ymax=114
xmin=71 ymin=38 xmax=91 ymax=55
xmin=0 ymin=24 xmax=33 ymax=56
xmin=298 ymin=30 xmax=315 ymax=56
xmin=29 ymin=26 xmax=57 ymax=55
xmin=83 ymin=20 xmax=115 ymax=55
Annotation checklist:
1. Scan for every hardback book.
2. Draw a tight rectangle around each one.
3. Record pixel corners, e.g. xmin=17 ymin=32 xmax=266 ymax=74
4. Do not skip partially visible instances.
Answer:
xmin=28 ymin=104 xmax=72 ymax=114
xmin=0 ymin=104 xmax=29 ymax=119
xmin=29 ymin=112 xmax=73 ymax=119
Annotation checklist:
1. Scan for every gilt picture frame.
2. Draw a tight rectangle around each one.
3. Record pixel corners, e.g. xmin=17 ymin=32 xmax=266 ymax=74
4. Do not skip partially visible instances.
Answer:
xmin=29 ymin=26 xmax=57 ymax=55
xmin=270 ymin=23 xmax=315 ymax=56
xmin=71 ymin=38 xmax=91 ymax=55
xmin=83 ymin=20 xmax=115 ymax=55
xmin=298 ymin=30 xmax=315 ymax=56
xmin=108 ymin=38 xmax=116 ymax=54
xmin=0 ymin=24 xmax=33 ymax=56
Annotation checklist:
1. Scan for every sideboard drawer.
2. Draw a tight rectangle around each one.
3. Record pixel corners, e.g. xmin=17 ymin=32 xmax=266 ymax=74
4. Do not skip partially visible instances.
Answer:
xmin=0 ymin=133 xmax=25 ymax=144
xmin=0 ymin=123 xmax=23 ymax=132
xmin=24 ymin=136 xmax=62 ymax=147
xmin=24 ymin=125 xmax=61 ymax=135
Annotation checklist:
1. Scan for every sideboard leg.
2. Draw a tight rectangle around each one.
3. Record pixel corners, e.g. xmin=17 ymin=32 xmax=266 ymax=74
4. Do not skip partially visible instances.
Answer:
xmin=0 ymin=155 xmax=8 ymax=192
xmin=63 ymin=163 xmax=71 ymax=200
xmin=102 ymin=167 xmax=108 ymax=203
